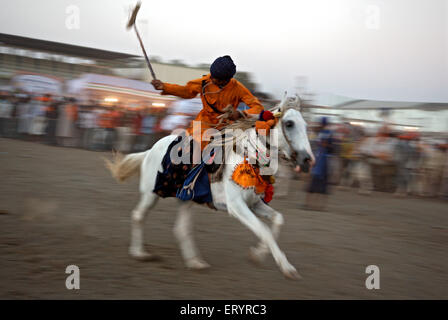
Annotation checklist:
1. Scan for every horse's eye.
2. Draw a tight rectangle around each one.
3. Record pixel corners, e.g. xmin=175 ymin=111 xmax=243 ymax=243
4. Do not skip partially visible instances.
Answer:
xmin=285 ymin=120 xmax=294 ymax=128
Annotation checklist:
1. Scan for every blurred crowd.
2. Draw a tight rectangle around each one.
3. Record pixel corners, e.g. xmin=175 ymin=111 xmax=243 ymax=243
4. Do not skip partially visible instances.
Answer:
xmin=1 ymin=91 xmax=448 ymax=201
xmin=299 ymin=118 xmax=448 ymax=209
xmin=0 ymin=91 xmax=175 ymax=153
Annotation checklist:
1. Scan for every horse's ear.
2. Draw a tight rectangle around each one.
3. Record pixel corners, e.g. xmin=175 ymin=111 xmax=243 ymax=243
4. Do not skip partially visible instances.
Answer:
xmin=293 ymin=94 xmax=303 ymax=112
xmin=277 ymin=91 xmax=288 ymax=112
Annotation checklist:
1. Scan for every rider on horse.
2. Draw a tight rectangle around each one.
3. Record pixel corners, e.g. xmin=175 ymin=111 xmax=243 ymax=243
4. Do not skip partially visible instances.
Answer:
xmin=150 ymin=56 xmax=276 ymax=205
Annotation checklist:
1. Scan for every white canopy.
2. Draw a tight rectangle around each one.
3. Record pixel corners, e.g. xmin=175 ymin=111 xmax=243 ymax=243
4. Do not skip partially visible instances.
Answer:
xmin=65 ymin=73 xmax=175 ymax=101
xmin=12 ymin=74 xmax=62 ymax=95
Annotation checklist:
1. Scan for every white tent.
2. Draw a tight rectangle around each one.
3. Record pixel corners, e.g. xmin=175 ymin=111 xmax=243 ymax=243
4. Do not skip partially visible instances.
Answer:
xmin=65 ymin=73 xmax=176 ymax=104
xmin=12 ymin=74 xmax=62 ymax=95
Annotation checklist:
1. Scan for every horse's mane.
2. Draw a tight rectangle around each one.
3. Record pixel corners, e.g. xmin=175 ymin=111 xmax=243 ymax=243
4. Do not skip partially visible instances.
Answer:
xmin=221 ymin=104 xmax=283 ymax=132
xmin=222 ymin=117 xmax=258 ymax=131
xmin=209 ymin=100 xmax=299 ymax=148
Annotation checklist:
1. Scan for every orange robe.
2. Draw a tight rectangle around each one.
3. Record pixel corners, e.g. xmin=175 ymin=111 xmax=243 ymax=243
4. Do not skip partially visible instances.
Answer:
xmin=161 ymin=74 xmax=264 ymax=149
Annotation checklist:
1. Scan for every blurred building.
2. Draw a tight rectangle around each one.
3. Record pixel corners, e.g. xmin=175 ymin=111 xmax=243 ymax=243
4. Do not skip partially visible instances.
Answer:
xmin=66 ymin=73 xmax=175 ymax=107
xmin=0 ymin=33 xmax=137 ymax=88
xmin=306 ymin=93 xmax=448 ymax=136
xmin=115 ymin=61 xmax=209 ymax=87
xmin=0 ymin=33 xmax=211 ymax=95
xmin=0 ymin=33 xmax=211 ymax=108
xmin=0 ymin=33 xmax=271 ymax=103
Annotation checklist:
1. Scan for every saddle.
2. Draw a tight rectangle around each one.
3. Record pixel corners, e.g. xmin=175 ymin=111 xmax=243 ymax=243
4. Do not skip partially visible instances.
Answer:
xmin=153 ymin=131 xmax=274 ymax=205
xmin=153 ymin=135 xmax=223 ymax=205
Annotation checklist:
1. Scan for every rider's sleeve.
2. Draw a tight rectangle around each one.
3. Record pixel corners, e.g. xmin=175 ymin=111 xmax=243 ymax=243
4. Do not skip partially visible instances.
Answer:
xmin=237 ymin=82 xmax=264 ymax=115
xmin=160 ymin=78 xmax=202 ymax=99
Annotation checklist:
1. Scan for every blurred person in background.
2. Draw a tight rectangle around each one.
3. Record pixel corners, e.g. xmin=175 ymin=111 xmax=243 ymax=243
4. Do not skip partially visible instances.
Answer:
xmin=29 ymin=94 xmax=50 ymax=142
xmin=77 ymin=103 xmax=97 ymax=150
xmin=98 ymin=106 xmax=117 ymax=151
xmin=304 ymin=117 xmax=334 ymax=211
xmin=56 ymin=97 xmax=78 ymax=147
xmin=405 ymin=133 xmax=425 ymax=197
xmin=394 ymin=131 xmax=421 ymax=197
xmin=419 ymin=139 xmax=446 ymax=198
xmin=368 ymin=125 xmax=397 ymax=192
xmin=326 ymin=123 xmax=343 ymax=185
xmin=440 ymin=142 xmax=448 ymax=200
xmin=151 ymin=109 xmax=169 ymax=146
xmin=114 ymin=108 xmax=134 ymax=153
xmin=338 ymin=125 xmax=358 ymax=190
xmin=17 ymin=94 xmax=33 ymax=139
xmin=432 ymin=142 xmax=447 ymax=198
xmin=139 ymin=108 xmax=157 ymax=151
xmin=45 ymin=95 xmax=61 ymax=145
xmin=0 ymin=92 xmax=13 ymax=137
xmin=90 ymin=106 xmax=105 ymax=151
xmin=8 ymin=94 xmax=20 ymax=138
xmin=127 ymin=109 xmax=137 ymax=151
xmin=336 ymin=123 xmax=355 ymax=188
xmin=160 ymin=98 xmax=203 ymax=133
xmin=340 ymin=127 xmax=374 ymax=194
xmin=131 ymin=110 xmax=143 ymax=152
xmin=109 ymin=106 xmax=123 ymax=151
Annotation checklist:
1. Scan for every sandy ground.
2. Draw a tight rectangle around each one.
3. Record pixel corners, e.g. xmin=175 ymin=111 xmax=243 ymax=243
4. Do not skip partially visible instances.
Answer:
xmin=0 ymin=137 xmax=447 ymax=299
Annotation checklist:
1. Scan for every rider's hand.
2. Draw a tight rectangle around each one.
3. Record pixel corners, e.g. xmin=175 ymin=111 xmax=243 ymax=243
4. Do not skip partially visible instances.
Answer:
xmin=260 ymin=110 xmax=274 ymax=121
xmin=151 ymin=79 xmax=164 ymax=90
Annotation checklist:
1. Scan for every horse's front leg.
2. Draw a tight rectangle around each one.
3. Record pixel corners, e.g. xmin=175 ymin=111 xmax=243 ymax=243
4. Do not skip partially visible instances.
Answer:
xmin=227 ymin=196 xmax=300 ymax=280
xmin=129 ymin=193 xmax=159 ymax=261
xmin=173 ymin=200 xmax=210 ymax=270
xmin=249 ymin=200 xmax=284 ymax=264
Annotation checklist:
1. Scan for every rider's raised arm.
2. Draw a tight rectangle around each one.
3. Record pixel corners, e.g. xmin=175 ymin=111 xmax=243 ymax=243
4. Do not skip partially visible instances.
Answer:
xmin=160 ymin=77 xmax=203 ymax=99
xmin=237 ymin=81 xmax=265 ymax=117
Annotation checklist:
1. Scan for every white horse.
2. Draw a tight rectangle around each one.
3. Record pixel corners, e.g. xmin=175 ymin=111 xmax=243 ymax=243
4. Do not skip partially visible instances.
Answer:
xmin=106 ymin=93 xmax=314 ymax=279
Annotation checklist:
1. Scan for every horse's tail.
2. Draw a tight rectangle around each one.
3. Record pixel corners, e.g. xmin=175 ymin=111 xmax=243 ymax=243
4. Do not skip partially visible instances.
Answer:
xmin=104 ymin=150 xmax=146 ymax=182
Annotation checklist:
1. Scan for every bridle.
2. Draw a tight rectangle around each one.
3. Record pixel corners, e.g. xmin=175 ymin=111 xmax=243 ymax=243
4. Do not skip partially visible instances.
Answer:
xmin=277 ymin=107 xmax=298 ymax=163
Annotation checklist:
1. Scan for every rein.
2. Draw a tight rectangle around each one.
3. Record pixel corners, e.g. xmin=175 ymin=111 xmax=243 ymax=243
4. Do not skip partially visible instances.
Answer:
xmin=206 ymin=106 xmax=299 ymax=168
xmin=278 ymin=108 xmax=298 ymax=162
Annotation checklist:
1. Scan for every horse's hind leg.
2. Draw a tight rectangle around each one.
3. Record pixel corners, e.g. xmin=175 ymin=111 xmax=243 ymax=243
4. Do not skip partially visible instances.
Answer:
xmin=129 ymin=192 xmax=159 ymax=261
xmin=250 ymin=200 xmax=284 ymax=264
xmin=173 ymin=201 xmax=210 ymax=270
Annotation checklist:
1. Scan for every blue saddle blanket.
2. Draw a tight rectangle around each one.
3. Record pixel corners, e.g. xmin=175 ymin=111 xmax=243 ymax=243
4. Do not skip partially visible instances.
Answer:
xmin=153 ymin=136 xmax=213 ymax=204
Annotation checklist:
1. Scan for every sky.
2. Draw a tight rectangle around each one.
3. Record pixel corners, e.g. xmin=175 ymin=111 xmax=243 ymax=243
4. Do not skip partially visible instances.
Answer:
xmin=1 ymin=0 xmax=447 ymax=102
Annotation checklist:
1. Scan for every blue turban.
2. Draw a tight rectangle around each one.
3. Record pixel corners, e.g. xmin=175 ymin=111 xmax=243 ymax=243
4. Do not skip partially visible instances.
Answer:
xmin=210 ymin=55 xmax=236 ymax=80
xmin=321 ymin=117 xmax=328 ymax=127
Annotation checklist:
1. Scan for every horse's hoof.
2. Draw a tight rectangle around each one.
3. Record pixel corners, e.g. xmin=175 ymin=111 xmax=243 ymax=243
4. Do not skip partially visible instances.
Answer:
xmin=129 ymin=250 xmax=159 ymax=262
xmin=186 ymin=257 xmax=210 ymax=270
xmin=249 ymin=247 xmax=266 ymax=265
xmin=283 ymin=268 xmax=302 ymax=280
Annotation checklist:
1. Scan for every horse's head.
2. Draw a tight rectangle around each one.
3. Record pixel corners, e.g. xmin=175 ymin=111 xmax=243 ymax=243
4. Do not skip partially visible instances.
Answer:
xmin=273 ymin=92 xmax=314 ymax=173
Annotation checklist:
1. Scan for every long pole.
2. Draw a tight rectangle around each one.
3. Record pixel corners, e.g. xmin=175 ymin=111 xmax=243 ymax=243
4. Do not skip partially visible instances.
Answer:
xmin=133 ymin=25 xmax=157 ymax=80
